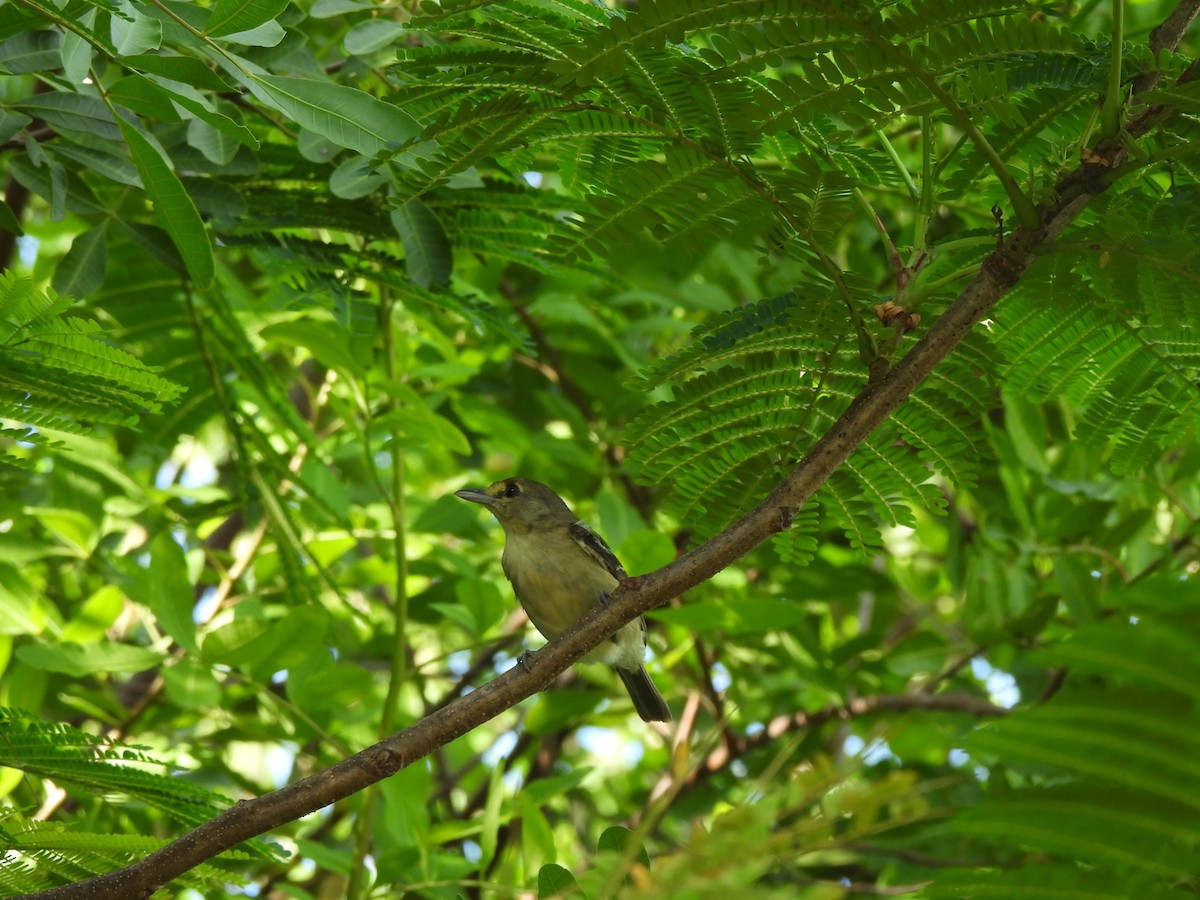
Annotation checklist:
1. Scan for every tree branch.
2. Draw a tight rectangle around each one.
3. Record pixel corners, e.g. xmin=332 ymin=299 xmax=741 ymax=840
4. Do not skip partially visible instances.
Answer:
xmin=1132 ymin=0 xmax=1200 ymax=94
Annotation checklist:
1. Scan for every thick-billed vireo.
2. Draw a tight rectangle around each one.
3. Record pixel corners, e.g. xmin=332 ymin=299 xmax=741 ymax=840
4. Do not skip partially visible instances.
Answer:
xmin=455 ymin=478 xmax=671 ymax=722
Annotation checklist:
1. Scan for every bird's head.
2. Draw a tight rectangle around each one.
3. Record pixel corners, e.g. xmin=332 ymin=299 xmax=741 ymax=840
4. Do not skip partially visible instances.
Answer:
xmin=455 ymin=477 xmax=574 ymax=534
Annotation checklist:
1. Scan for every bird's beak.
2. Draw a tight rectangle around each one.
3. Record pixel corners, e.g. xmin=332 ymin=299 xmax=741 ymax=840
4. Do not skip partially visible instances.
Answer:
xmin=455 ymin=488 xmax=496 ymax=505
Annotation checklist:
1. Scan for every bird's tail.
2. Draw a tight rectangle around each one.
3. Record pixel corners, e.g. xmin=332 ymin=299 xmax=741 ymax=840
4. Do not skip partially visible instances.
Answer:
xmin=616 ymin=665 xmax=671 ymax=722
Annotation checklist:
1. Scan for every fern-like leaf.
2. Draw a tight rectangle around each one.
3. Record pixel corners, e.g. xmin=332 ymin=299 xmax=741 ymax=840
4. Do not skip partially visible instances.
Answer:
xmin=625 ymin=292 xmax=992 ymax=554
xmin=994 ymin=191 xmax=1200 ymax=475
xmin=0 ymin=273 xmax=182 ymax=466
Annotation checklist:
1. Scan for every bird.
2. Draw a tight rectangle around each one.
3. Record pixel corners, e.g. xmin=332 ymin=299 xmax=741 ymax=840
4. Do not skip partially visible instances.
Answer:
xmin=455 ymin=477 xmax=671 ymax=722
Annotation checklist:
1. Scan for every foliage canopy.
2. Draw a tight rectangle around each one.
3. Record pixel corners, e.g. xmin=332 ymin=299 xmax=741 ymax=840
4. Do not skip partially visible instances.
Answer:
xmin=1 ymin=0 xmax=1199 ymax=898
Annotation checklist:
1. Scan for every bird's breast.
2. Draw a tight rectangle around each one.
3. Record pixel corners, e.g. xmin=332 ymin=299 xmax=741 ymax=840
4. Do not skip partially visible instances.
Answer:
xmin=500 ymin=529 xmax=646 ymax=670
xmin=501 ymin=531 xmax=618 ymax=638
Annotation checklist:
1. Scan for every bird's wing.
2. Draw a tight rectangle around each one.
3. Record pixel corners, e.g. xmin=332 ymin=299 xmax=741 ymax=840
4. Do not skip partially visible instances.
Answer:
xmin=569 ymin=520 xmax=628 ymax=582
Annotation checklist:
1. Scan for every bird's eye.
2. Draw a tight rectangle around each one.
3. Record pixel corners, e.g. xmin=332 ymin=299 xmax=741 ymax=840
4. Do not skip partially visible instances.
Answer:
xmin=504 ymin=482 xmax=521 ymax=497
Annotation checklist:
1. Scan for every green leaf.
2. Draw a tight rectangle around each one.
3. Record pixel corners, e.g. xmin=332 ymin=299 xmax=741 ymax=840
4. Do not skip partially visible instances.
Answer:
xmin=109 ymin=74 xmax=183 ymax=123
xmin=649 ymin=600 xmax=734 ymax=634
xmin=111 ymin=2 xmax=162 ymax=55
xmin=287 ymin=655 xmax=373 ymax=712
xmin=524 ymin=770 xmax=593 ymax=805
xmin=9 ymin=153 xmax=102 ymax=217
xmin=52 ymin=223 xmax=108 ymax=298
xmin=0 ymin=565 xmax=46 ymax=636
xmin=947 ymin=786 xmax=1200 ymax=878
xmin=51 ymin=141 xmax=141 ymax=187
xmin=17 ymin=92 xmax=121 ymax=142
xmin=1002 ymin=391 xmax=1049 ymax=474
xmin=0 ymin=30 xmax=61 ymax=75
xmin=390 ymin=200 xmax=452 ymax=288
xmin=168 ymin=90 xmax=259 ymax=150
xmin=0 ymin=270 xmax=182 ymax=441
xmin=886 ymin=630 xmax=949 ymax=677
xmin=344 ymin=19 xmax=405 ymax=56
xmin=0 ymin=709 xmax=228 ymax=827
xmin=60 ymin=586 xmax=125 ymax=643
xmin=616 ymin=529 xmax=676 ymax=577
xmin=312 ymin=0 xmax=372 ymax=14
xmin=183 ymin=176 xmax=247 ymax=221
xmin=186 ymin=113 xmax=239 ymax=165
xmin=298 ymin=128 xmax=341 ymax=163
xmin=730 ymin=599 xmax=809 ymax=635
xmin=479 ymin=758 xmax=506 ymax=868
xmin=428 ymin=601 xmax=478 ymax=636
xmin=161 ymin=658 xmax=223 ymax=709
xmin=521 ymin=793 xmax=557 ymax=873
xmin=379 ymin=765 xmax=432 ymax=846
xmin=25 ymin=507 xmax=97 ymax=557
xmin=376 ymin=380 xmax=471 ymax=454
xmin=115 ymin=116 xmax=214 ymax=289
xmin=116 ymin=533 xmax=198 ymax=653
xmin=295 ymin=838 xmax=353 ymax=877
xmin=449 ymin=576 xmax=505 ymax=636
xmin=1041 ymin=619 xmax=1200 ymax=702
xmin=202 ymin=607 xmax=328 ymax=678
xmin=201 ymin=617 xmax=271 ymax=667
xmin=968 ymin=690 xmax=1200 ymax=808
xmin=330 ymin=154 xmax=387 ymax=199
xmin=0 ymin=198 xmax=24 ymax=236
xmin=0 ymin=109 xmax=32 ymax=144
xmin=537 ymin=864 xmax=579 ymax=898
xmin=964 ymin=548 xmax=1034 ymax=640
xmin=653 ymin=596 xmax=810 ymax=636
xmin=212 ymin=19 xmax=285 ymax=47
xmin=1052 ymin=555 xmax=1099 ymax=624
xmin=296 ymin=455 xmax=351 ymax=519
xmin=248 ymin=74 xmax=422 ymax=159
xmin=15 ymin=640 xmax=163 ymax=677
xmin=61 ymin=14 xmax=95 ymax=85
xmin=205 ymin=0 xmax=290 ymax=37
xmin=123 ymin=54 xmax=235 ymax=91
xmin=259 ymin=319 xmax=365 ymax=378
xmin=597 ymin=825 xmax=649 ymax=866
xmin=929 ymin=863 xmax=1195 ymax=899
